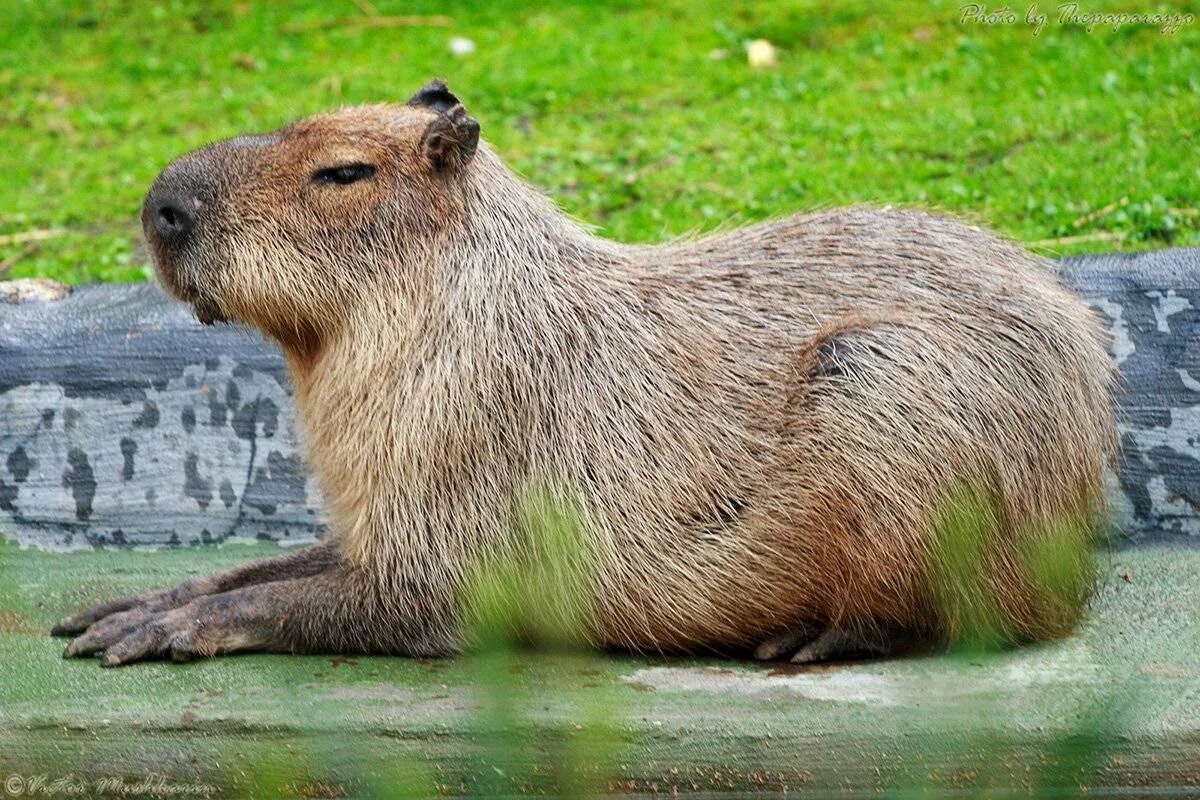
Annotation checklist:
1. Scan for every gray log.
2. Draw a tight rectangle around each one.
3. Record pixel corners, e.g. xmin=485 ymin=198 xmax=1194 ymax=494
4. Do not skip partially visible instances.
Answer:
xmin=0 ymin=282 xmax=320 ymax=550
xmin=1060 ymin=248 xmax=1200 ymax=542
xmin=1 ymin=248 xmax=1197 ymax=550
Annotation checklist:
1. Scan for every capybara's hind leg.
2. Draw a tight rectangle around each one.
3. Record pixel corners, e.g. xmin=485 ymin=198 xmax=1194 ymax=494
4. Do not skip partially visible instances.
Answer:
xmin=755 ymin=623 xmax=907 ymax=664
xmin=753 ymin=624 xmax=817 ymax=660
xmin=790 ymin=627 xmax=896 ymax=664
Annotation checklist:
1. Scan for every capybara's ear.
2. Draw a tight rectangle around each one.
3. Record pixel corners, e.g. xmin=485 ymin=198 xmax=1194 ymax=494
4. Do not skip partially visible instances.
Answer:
xmin=420 ymin=102 xmax=480 ymax=173
xmin=406 ymin=78 xmax=461 ymax=113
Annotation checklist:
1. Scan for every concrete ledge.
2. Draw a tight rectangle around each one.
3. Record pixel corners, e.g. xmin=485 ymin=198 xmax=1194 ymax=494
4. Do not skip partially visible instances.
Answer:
xmin=0 ymin=541 xmax=1197 ymax=795
xmin=1 ymin=248 xmax=1198 ymax=549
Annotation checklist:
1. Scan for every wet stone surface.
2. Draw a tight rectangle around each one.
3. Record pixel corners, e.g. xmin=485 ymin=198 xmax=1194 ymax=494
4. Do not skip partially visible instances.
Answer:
xmin=0 ymin=249 xmax=1198 ymax=549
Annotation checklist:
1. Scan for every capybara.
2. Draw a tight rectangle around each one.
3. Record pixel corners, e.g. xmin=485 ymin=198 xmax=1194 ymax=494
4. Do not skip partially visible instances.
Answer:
xmin=55 ymin=80 xmax=1115 ymax=666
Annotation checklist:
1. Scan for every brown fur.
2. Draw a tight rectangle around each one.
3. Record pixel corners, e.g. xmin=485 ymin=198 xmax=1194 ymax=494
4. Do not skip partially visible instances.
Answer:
xmin=57 ymin=81 xmax=1116 ymax=665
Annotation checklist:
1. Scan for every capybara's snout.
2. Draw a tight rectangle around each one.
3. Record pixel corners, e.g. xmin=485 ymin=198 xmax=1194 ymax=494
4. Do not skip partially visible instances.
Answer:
xmin=140 ymin=142 xmax=246 ymax=325
xmin=141 ymin=153 xmax=216 ymax=300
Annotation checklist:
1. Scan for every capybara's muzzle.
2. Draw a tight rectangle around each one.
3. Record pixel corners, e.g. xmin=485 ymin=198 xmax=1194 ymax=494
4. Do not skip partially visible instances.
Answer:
xmin=141 ymin=152 xmax=228 ymax=324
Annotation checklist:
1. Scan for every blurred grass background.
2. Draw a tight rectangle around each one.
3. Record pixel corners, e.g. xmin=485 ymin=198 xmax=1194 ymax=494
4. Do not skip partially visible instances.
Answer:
xmin=1 ymin=0 xmax=1197 ymax=283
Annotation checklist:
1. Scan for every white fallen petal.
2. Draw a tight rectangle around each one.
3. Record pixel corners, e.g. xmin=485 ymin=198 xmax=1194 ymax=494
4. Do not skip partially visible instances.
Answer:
xmin=449 ymin=36 xmax=476 ymax=57
xmin=746 ymin=38 xmax=778 ymax=69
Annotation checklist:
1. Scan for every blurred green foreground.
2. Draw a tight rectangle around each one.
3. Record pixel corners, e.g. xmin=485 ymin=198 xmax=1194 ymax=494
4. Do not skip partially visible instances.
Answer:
xmin=1 ymin=490 xmax=1198 ymax=796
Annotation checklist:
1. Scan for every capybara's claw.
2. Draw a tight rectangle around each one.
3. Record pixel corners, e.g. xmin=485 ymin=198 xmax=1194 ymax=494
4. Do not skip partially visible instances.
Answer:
xmin=61 ymin=606 xmax=193 ymax=667
xmin=754 ymin=625 xmax=905 ymax=664
xmin=62 ymin=606 xmax=156 ymax=659
xmin=51 ymin=617 xmax=85 ymax=638
xmin=52 ymin=575 xmax=226 ymax=642
xmin=72 ymin=589 xmax=277 ymax=666
xmin=753 ymin=626 xmax=816 ymax=660
xmin=51 ymin=596 xmax=140 ymax=637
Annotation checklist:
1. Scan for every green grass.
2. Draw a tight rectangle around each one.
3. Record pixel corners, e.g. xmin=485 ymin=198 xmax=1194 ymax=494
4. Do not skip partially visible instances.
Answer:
xmin=2 ymin=0 xmax=1198 ymax=283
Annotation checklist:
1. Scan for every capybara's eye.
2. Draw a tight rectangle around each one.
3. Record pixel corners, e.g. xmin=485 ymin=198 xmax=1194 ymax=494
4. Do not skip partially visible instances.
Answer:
xmin=311 ymin=163 xmax=376 ymax=186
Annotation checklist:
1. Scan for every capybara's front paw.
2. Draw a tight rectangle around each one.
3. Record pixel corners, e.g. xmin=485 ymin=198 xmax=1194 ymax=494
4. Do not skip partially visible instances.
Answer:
xmin=61 ymin=605 xmax=158 ymax=660
xmin=62 ymin=587 xmax=281 ymax=667
xmin=52 ymin=595 xmax=150 ymax=638
xmin=52 ymin=577 xmax=218 ymax=637
xmin=62 ymin=596 xmax=242 ymax=667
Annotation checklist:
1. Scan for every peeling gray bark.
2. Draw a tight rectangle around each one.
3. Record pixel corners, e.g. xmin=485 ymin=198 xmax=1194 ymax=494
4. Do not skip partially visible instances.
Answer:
xmin=1061 ymin=248 xmax=1200 ymax=541
xmin=0 ymin=283 xmax=322 ymax=550
xmin=1 ymin=248 xmax=1197 ymax=550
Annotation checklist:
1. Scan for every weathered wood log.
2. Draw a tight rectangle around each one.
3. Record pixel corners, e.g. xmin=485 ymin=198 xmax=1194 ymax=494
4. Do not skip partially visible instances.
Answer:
xmin=1 ymin=248 xmax=1197 ymax=550
xmin=0 ymin=282 xmax=320 ymax=549
xmin=1061 ymin=248 xmax=1200 ymax=541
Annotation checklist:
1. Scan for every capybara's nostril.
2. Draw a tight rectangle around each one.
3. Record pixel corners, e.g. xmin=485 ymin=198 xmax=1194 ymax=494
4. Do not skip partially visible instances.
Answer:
xmin=153 ymin=199 xmax=194 ymax=238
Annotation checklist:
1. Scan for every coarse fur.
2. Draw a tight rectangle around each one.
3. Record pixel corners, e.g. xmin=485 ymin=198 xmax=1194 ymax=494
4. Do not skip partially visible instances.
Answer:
xmin=55 ymin=80 xmax=1116 ymax=665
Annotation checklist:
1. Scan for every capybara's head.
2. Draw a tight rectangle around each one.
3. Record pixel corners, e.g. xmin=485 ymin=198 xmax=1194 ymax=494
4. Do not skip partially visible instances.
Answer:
xmin=141 ymin=79 xmax=480 ymax=340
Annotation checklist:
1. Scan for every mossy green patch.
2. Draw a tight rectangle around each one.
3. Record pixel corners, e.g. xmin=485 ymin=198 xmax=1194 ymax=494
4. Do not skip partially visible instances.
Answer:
xmin=1 ymin=538 xmax=1199 ymax=794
